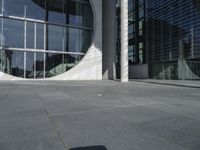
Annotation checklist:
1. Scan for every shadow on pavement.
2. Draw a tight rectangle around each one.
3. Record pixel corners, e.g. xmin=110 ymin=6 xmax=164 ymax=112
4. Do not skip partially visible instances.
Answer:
xmin=69 ymin=145 xmax=107 ymax=150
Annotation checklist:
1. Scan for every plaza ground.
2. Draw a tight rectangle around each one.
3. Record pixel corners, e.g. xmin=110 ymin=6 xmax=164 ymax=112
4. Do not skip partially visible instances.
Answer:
xmin=0 ymin=80 xmax=200 ymax=150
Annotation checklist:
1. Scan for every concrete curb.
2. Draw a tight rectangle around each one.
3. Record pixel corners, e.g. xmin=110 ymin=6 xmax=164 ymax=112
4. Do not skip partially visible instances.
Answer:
xmin=131 ymin=80 xmax=200 ymax=89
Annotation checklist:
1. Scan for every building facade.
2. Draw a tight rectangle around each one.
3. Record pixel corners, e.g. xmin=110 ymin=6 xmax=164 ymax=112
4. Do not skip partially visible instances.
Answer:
xmin=128 ymin=0 xmax=200 ymax=80
xmin=0 ymin=0 xmax=102 ymax=80
xmin=0 ymin=0 xmax=200 ymax=80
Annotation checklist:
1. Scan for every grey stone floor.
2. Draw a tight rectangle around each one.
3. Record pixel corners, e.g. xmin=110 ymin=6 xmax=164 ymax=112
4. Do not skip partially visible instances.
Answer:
xmin=0 ymin=80 xmax=200 ymax=150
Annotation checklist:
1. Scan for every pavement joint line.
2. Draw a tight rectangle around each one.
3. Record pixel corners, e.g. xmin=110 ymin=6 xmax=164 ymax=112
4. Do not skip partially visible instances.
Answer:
xmin=49 ymin=105 xmax=142 ymax=118
xmin=99 ymin=105 xmax=179 ymax=126
xmin=36 ymin=89 xmax=69 ymax=150
xmin=0 ymin=87 xmax=15 ymax=103
xmin=99 ymin=108 xmax=188 ymax=149
xmin=50 ymin=109 xmax=102 ymax=118
xmin=48 ymin=103 xmax=178 ymax=118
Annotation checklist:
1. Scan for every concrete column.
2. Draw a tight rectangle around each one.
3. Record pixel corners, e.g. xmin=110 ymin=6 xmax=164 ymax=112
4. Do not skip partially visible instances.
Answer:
xmin=120 ymin=0 xmax=129 ymax=82
xmin=102 ymin=0 xmax=116 ymax=80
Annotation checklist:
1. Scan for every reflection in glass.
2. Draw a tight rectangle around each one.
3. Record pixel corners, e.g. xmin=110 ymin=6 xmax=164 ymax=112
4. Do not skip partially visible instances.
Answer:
xmin=36 ymin=52 xmax=44 ymax=78
xmin=64 ymin=54 xmax=82 ymax=71
xmin=3 ymin=19 xmax=24 ymax=48
xmin=68 ymin=0 xmax=81 ymax=26
xmin=4 ymin=0 xmax=26 ymax=17
xmin=47 ymin=0 xmax=66 ymax=24
xmin=0 ymin=0 xmax=2 ymax=14
xmin=68 ymin=28 xmax=81 ymax=52
xmin=81 ymin=30 xmax=92 ymax=53
xmin=67 ymin=0 xmax=93 ymax=27
xmin=3 ymin=0 xmax=93 ymax=28
xmin=36 ymin=23 xmax=44 ymax=49
xmin=27 ymin=22 xmax=34 ymax=49
xmin=47 ymin=25 xmax=64 ymax=51
xmin=80 ymin=2 xmax=93 ymax=27
xmin=26 ymin=0 xmax=46 ymax=20
xmin=146 ymin=0 xmax=200 ymax=79
xmin=46 ymin=53 xmax=63 ymax=77
xmin=67 ymin=28 xmax=92 ymax=53
xmin=3 ymin=50 xmax=24 ymax=78
xmin=26 ymin=51 xmax=34 ymax=78
xmin=0 ymin=18 xmax=2 ymax=47
xmin=0 ymin=0 xmax=93 ymax=78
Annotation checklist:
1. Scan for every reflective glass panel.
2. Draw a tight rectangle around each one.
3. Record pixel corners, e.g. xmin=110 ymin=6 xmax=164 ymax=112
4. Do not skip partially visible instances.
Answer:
xmin=81 ymin=30 xmax=92 ymax=53
xmin=26 ymin=51 xmax=34 ymax=78
xmin=36 ymin=52 xmax=44 ymax=78
xmin=0 ymin=0 xmax=93 ymax=79
xmin=45 ymin=53 xmax=63 ymax=77
xmin=4 ymin=0 xmax=26 ymax=17
xmin=3 ymin=50 xmax=24 ymax=77
xmin=68 ymin=28 xmax=81 ymax=52
xmin=47 ymin=25 xmax=64 ymax=51
xmin=3 ymin=19 xmax=24 ymax=48
xmin=26 ymin=0 xmax=46 ymax=20
xmin=0 ymin=0 xmax=2 ymax=14
xmin=80 ymin=2 xmax=93 ymax=27
xmin=68 ymin=0 xmax=81 ymax=26
xmin=36 ymin=23 xmax=44 ymax=49
xmin=47 ymin=0 xmax=66 ymax=24
xmin=65 ymin=54 xmax=81 ymax=70
xmin=26 ymin=21 xmax=34 ymax=49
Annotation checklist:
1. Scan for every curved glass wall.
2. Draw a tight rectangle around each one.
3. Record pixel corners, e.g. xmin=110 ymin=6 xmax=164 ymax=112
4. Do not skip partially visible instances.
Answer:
xmin=0 ymin=0 xmax=93 ymax=78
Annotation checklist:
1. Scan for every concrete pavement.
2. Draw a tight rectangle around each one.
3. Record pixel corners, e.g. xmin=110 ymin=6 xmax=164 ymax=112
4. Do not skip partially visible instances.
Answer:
xmin=0 ymin=80 xmax=200 ymax=150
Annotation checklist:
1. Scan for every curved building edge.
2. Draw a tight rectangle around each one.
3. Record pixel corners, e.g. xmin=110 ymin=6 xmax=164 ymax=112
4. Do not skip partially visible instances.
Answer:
xmin=0 ymin=0 xmax=102 ymax=81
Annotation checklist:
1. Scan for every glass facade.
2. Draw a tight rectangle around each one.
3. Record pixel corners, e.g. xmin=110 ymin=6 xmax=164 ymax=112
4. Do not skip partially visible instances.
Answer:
xmin=146 ymin=0 xmax=200 ymax=79
xmin=0 ymin=0 xmax=93 ymax=78
xmin=128 ymin=0 xmax=200 ymax=80
xmin=128 ymin=0 xmax=145 ymax=65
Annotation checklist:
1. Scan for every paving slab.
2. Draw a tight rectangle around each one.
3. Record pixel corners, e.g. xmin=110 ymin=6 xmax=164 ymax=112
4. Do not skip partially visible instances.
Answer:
xmin=0 ymin=80 xmax=200 ymax=150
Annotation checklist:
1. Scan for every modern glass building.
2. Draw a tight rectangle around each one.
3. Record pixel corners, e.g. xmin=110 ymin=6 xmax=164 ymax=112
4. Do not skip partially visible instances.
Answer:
xmin=128 ymin=0 xmax=200 ymax=80
xmin=0 ymin=0 xmax=94 ymax=79
xmin=0 ymin=0 xmax=199 ymax=80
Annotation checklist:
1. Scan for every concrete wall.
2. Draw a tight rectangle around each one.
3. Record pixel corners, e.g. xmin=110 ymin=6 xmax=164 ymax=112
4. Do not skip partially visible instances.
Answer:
xmin=0 ymin=0 xmax=102 ymax=80
xmin=129 ymin=64 xmax=149 ymax=79
xmin=102 ymin=0 xmax=116 ymax=80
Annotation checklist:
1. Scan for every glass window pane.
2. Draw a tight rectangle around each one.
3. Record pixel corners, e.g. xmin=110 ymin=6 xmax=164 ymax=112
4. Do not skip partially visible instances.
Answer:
xmin=68 ymin=28 xmax=80 ymax=52
xmin=36 ymin=52 xmax=44 ymax=78
xmin=0 ymin=18 xmax=2 ymax=47
xmin=68 ymin=0 xmax=81 ymax=26
xmin=47 ymin=0 xmax=66 ymax=24
xmin=65 ymin=54 xmax=81 ymax=71
xmin=4 ymin=0 xmax=26 ymax=17
xmin=3 ymin=19 xmax=24 ymax=48
xmin=36 ymin=23 xmax=44 ymax=49
xmin=67 ymin=0 xmax=93 ymax=27
xmin=26 ymin=51 xmax=34 ymax=78
xmin=26 ymin=0 xmax=46 ymax=20
xmin=45 ymin=53 xmax=63 ymax=77
xmin=0 ymin=0 xmax=2 ymax=14
xmin=47 ymin=25 xmax=64 ymax=51
xmin=26 ymin=21 xmax=34 ymax=49
xmin=81 ymin=30 xmax=92 ymax=53
xmin=80 ymin=3 xmax=93 ymax=27
xmin=4 ymin=50 xmax=24 ymax=77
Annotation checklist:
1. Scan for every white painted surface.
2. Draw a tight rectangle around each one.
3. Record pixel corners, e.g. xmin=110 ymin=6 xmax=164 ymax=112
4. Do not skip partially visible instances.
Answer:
xmin=120 ymin=0 xmax=129 ymax=82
